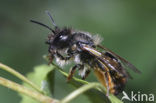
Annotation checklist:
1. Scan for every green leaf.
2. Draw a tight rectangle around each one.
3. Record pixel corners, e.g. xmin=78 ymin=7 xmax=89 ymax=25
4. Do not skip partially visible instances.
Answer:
xmin=52 ymin=63 xmax=123 ymax=103
xmin=19 ymin=64 xmax=55 ymax=103
xmin=50 ymin=70 xmax=110 ymax=103
xmin=19 ymin=63 xmax=122 ymax=103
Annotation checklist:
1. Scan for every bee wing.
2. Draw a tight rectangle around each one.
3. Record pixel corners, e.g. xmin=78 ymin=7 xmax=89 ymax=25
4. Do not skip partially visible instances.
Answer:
xmin=81 ymin=45 xmax=122 ymax=73
xmin=82 ymin=45 xmax=130 ymax=95
xmin=97 ymin=45 xmax=141 ymax=73
xmin=81 ymin=45 xmax=137 ymax=79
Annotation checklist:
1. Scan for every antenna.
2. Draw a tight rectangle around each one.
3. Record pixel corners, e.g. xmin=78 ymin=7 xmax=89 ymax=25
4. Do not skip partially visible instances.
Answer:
xmin=45 ymin=10 xmax=57 ymax=27
xmin=30 ymin=20 xmax=55 ymax=33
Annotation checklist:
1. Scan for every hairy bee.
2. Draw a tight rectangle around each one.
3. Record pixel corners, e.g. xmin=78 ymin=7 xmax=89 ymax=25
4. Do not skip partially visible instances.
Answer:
xmin=30 ymin=11 xmax=141 ymax=96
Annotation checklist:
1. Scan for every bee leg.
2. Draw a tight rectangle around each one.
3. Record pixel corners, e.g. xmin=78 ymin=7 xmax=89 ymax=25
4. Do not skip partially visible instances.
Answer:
xmin=56 ymin=52 xmax=71 ymax=60
xmin=48 ymin=53 xmax=54 ymax=65
xmin=67 ymin=64 xmax=82 ymax=81
xmin=47 ymin=47 xmax=55 ymax=64
xmin=48 ymin=56 xmax=52 ymax=65
xmin=104 ymin=72 xmax=110 ymax=97
xmin=82 ymin=69 xmax=91 ymax=80
xmin=95 ymin=60 xmax=110 ymax=96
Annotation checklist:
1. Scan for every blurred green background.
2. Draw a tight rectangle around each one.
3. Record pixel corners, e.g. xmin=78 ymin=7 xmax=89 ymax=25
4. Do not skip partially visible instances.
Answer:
xmin=0 ymin=0 xmax=156 ymax=103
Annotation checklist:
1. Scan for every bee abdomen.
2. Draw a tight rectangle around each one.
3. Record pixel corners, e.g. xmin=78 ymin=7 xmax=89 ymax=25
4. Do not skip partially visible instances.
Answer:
xmin=109 ymin=70 xmax=127 ymax=95
xmin=94 ymin=68 xmax=127 ymax=95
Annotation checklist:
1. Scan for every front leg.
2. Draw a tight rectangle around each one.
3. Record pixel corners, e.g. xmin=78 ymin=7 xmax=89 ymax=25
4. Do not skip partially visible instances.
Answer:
xmin=56 ymin=52 xmax=71 ymax=60
xmin=48 ymin=50 xmax=55 ymax=65
xmin=48 ymin=53 xmax=54 ymax=65
xmin=48 ymin=51 xmax=71 ymax=65
xmin=55 ymin=52 xmax=72 ymax=66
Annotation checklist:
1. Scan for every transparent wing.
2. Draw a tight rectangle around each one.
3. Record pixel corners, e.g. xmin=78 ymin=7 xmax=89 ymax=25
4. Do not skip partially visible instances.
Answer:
xmin=81 ymin=45 xmax=135 ymax=79
xmin=97 ymin=45 xmax=141 ymax=73
xmin=81 ymin=45 xmax=122 ymax=73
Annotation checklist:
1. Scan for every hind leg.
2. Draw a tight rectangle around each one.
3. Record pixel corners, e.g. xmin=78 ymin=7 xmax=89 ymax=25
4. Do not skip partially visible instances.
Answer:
xmin=104 ymin=72 xmax=110 ymax=97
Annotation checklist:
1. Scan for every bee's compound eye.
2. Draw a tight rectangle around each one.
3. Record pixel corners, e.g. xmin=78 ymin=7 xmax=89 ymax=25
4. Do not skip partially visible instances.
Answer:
xmin=52 ymin=34 xmax=70 ymax=49
xmin=59 ymin=35 xmax=68 ymax=40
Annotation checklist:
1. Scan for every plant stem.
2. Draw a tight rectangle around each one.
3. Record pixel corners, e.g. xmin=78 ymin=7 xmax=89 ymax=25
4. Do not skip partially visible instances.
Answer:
xmin=51 ymin=63 xmax=88 ymax=84
xmin=52 ymin=63 xmax=123 ymax=103
xmin=52 ymin=63 xmax=106 ymax=93
xmin=59 ymin=83 xmax=102 ymax=103
xmin=60 ymin=82 xmax=122 ymax=103
xmin=0 ymin=62 xmax=42 ymax=93
xmin=0 ymin=77 xmax=58 ymax=103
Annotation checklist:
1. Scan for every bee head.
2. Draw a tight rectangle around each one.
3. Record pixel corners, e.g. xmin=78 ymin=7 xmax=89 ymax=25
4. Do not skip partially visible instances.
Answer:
xmin=30 ymin=11 xmax=72 ymax=51
xmin=46 ymin=27 xmax=72 ymax=50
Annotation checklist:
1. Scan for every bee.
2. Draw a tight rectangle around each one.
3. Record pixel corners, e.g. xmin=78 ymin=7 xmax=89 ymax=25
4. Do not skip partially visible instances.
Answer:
xmin=30 ymin=11 xmax=141 ymax=96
